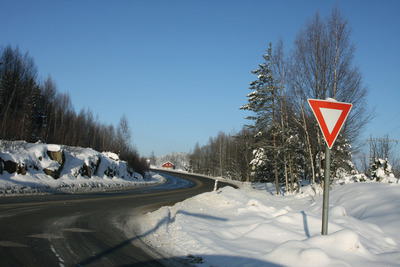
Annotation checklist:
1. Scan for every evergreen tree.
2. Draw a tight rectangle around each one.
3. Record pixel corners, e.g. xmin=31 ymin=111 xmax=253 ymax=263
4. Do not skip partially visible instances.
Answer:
xmin=241 ymin=43 xmax=281 ymax=193
xmin=370 ymin=158 xmax=395 ymax=182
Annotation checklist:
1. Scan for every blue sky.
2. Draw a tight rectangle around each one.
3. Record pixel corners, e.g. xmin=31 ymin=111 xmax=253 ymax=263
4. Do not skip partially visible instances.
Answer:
xmin=1 ymin=0 xmax=399 ymax=158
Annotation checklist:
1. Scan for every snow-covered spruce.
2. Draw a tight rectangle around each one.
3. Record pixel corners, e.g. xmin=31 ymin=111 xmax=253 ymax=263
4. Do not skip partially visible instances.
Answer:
xmin=370 ymin=158 xmax=397 ymax=183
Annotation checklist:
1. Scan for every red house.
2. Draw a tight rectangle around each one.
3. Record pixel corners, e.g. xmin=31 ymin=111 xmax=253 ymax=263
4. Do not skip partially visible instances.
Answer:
xmin=161 ymin=161 xmax=174 ymax=170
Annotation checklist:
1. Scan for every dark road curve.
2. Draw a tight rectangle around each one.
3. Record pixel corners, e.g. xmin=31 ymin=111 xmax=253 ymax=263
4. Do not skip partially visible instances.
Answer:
xmin=0 ymin=170 xmax=235 ymax=266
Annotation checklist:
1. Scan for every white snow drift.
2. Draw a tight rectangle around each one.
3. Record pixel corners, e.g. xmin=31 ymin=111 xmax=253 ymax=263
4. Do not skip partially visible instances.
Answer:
xmin=133 ymin=177 xmax=400 ymax=266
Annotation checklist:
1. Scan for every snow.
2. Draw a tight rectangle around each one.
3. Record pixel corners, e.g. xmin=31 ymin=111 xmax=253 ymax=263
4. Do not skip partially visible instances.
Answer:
xmin=102 ymin=151 xmax=119 ymax=161
xmin=47 ymin=144 xmax=62 ymax=152
xmin=2 ymin=141 xmax=400 ymax=266
xmin=0 ymin=141 xmax=164 ymax=195
xmin=325 ymin=97 xmax=338 ymax=102
xmin=133 ymin=179 xmax=400 ymax=266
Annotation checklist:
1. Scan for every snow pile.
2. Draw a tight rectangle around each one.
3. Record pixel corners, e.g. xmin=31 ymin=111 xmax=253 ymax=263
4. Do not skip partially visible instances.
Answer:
xmin=0 ymin=141 xmax=163 ymax=195
xmin=335 ymin=173 xmax=369 ymax=184
xmin=134 ymin=182 xmax=400 ymax=266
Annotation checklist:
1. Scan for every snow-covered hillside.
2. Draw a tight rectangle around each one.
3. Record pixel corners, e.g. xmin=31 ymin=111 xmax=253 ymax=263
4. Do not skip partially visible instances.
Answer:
xmin=0 ymin=141 xmax=163 ymax=195
xmin=133 ymin=178 xmax=400 ymax=266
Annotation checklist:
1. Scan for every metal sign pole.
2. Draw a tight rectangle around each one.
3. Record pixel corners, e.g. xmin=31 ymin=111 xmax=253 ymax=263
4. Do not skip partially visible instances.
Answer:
xmin=308 ymin=98 xmax=352 ymax=236
xmin=321 ymin=144 xmax=330 ymax=235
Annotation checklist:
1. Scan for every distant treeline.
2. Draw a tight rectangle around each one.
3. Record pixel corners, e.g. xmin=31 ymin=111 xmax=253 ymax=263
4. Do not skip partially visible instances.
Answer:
xmin=189 ymin=129 xmax=253 ymax=182
xmin=0 ymin=45 xmax=148 ymax=176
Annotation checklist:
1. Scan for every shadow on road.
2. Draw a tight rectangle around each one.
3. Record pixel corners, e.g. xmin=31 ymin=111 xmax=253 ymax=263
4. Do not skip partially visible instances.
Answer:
xmin=141 ymin=255 xmax=284 ymax=266
xmin=78 ymin=208 xmax=232 ymax=266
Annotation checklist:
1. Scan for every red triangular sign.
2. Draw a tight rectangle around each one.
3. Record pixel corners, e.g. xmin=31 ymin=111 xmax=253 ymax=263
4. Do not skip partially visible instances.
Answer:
xmin=308 ymin=99 xmax=352 ymax=149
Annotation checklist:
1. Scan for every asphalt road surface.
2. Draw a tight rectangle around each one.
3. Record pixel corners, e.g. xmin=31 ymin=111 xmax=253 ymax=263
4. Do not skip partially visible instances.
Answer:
xmin=0 ymin=170 xmax=235 ymax=266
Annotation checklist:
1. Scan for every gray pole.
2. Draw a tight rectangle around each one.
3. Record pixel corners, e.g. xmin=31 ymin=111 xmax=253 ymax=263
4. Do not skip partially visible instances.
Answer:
xmin=321 ymin=144 xmax=330 ymax=235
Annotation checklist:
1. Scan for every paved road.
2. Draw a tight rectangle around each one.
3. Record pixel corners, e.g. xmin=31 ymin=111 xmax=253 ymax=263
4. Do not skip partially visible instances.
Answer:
xmin=0 ymin=170 xmax=234 ymax=266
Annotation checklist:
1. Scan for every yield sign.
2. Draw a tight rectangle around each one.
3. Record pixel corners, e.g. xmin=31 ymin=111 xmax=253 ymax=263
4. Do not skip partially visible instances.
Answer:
xmin=308 ymin=99 xmax=352 ymax=149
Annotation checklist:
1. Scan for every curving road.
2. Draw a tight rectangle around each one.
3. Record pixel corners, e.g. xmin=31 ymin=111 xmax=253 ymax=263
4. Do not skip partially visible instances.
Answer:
xmin=0 ymin=170 xmax=234 ymax=266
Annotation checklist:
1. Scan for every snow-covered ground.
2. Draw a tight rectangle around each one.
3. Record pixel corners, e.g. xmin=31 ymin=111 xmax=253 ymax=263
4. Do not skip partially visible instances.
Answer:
xmin=0 ymin=141 xmax=164 ymax=195
xmin=134 ymin=179 xmax=400 ymax=266
xmin=2 ymin=141 xmax=400 ymax=266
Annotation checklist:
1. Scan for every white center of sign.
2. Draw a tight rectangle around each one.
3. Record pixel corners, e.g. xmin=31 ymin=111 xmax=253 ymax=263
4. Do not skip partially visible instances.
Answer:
xmin=320 ymin=108 xmax=343 ymax=134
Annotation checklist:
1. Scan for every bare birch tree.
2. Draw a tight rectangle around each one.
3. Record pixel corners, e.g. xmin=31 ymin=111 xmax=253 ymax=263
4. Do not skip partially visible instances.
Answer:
xmin=292 ymin=8 xmax=370 ymax=182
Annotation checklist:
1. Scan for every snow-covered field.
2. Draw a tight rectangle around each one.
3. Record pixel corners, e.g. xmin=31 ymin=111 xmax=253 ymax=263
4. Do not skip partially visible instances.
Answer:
xmin=134 ymin=179 xmax=400 ymax=266
xmin=0 ymin=141 xmax=164 ymax=195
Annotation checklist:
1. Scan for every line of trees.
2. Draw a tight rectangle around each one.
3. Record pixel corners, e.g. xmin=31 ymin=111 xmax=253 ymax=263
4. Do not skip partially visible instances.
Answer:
xmin=189 ymin=129 xmax=254 ymax=182
xmin=189 ymin=8 xmax=370 ymax=193
xmin=0 ymin=45 xmax=148 ymax=176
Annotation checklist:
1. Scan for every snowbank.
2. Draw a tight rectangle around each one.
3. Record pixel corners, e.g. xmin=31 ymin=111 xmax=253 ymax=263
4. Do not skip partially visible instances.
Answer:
xmin=134 ymin=181 xmax=400 ymax=266
xmin=0 ymin=141 xmax=163 ymax=195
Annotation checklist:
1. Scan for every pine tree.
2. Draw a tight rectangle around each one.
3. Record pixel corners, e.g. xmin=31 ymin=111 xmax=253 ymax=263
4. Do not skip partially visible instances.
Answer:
xmin=370 ymin=158 xmax=395 ymax=182
xmin=241 ymin=43 xmax=281 ymax=193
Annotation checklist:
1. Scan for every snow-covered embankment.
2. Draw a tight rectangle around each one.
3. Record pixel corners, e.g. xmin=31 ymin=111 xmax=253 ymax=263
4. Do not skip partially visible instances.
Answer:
xmin=133 ymin=180 xmax=400 ymax=266
xmin=0 ymin=141 xmax=163 ymax=195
